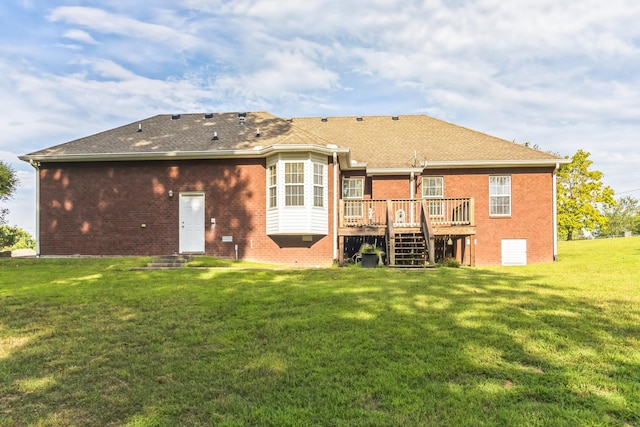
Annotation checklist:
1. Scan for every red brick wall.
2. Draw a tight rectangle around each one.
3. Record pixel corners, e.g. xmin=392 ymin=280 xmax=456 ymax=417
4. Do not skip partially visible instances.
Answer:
xmin=372 ymin=176 xmax=413 ymax=199
xmin=39 ymin=160 xmax=554 ymax=267
xmin=39 ymin=158 xmax=335 ymax=267
xmin=421 ymin=167 xmax=556 ymax=265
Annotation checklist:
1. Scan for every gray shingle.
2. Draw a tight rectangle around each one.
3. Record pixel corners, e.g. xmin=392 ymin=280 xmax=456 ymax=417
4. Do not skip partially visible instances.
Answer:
xmin=24 ymin=112 xmax=563 ymax=168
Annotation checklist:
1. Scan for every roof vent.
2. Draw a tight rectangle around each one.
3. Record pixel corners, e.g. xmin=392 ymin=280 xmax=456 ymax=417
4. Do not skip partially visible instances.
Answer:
xmin=238 ymin=112 xmax=247 ymax=118
xmin=171 ymin=114 xmax=181 ymax=120
xmin=204 ymin=113 xmax=213 ymax=119
xmin=392 ymin=115 xmax=399 ymax=120
xmin=212 ymin=131 xmax=218 ymax=141
xmin=286 ymin=118 xmax=293 ymax=122
xmin=238 ymin=117 xmax=245 ymax=125
xmin=356 ymin=116 xmax=363 ymax=121
xmin=137 ymin=123 xmax=142 ymax=132
xmin=256 ymin=128 xmax=260 ymax=137
xmin=321 ymin=117 xmax=328 ymax=122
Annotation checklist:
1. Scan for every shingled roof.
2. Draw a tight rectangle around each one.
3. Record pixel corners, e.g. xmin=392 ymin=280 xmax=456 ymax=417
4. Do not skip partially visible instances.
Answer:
xmin=21 ymin=112 xmax=564 ymax=169
xmin=291 ymin=115 xmax=563 ymax=169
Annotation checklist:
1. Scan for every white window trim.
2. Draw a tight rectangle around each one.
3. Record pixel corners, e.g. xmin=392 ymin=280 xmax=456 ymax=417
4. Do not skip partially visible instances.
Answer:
xmin=284 ymin=161 xmax=305 ymax=207
xmin=313 ymin=163 xmax=325 ymax=208
xmin=489 ymin=175 xmax=512 ymax=217
xmin=267 ymin=164 xmax=277 ymax=209
xmin=422 ymin=176 xmax=444 ymax=217
xmin=342 ymin=177 xmax=364 ymax=218
xmin=266 ymin=154 xmax=329 ymax=236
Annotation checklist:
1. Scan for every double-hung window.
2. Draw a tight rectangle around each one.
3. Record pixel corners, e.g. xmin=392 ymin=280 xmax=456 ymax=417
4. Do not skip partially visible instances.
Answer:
xmin=267 ymin=165 xmax=277 ymax=208
xmin=422 ymin=176 xmax=444 ymax=217
xmin=342 ymin=178 xmax=364 ymax=217
xmin=489 ymin=176 xmax=511 ymax=216
xmin=285 ymin=162 xmax=305 ymax=206
xmin=313 ymin=164 xmax=324 ymax=207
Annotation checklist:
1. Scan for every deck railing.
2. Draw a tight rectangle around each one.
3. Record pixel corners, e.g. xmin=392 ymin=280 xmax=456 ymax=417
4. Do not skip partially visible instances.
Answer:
xmin=339 ymin=198 xmax=474 ymax=228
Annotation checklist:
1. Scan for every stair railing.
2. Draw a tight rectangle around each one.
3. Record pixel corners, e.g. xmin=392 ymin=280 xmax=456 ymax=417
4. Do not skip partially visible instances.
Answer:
xmin=386 ymin=200 xmax=395 ymax=266
xmin=420 ymin=199 xmax=436 ymax=265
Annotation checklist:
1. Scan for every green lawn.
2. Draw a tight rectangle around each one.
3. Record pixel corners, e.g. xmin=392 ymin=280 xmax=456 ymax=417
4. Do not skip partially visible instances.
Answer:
xmin=1 ymin=238 xmax=639 ymax=426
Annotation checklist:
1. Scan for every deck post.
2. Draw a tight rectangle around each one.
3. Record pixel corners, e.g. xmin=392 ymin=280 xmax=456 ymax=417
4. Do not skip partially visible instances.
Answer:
xmin=338 ymin=236 xmax=345 ymax=266
xmin=470 ymin=234 xmax=476 ymax=267
xmin=429 ymin=237 xmax=436 ymax=265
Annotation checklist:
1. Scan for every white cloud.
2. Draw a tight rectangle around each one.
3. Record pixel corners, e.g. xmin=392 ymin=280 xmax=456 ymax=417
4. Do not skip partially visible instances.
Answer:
xmin=2 ymin=0 xmax=640 ymax=234
xmin=48 ymin=6 xmax=202 ymax=52
xmin=62 ymin=29 xmax=97 ymax=44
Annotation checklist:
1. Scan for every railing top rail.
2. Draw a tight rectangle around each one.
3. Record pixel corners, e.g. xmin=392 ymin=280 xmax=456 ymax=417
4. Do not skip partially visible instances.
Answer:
xmin=340 ymin=198 xmax=473 ymax=228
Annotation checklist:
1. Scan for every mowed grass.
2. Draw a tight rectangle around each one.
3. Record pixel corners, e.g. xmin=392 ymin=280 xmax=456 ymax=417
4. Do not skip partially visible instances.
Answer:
xmin=1 ymin=238 xmax=639 ymax=426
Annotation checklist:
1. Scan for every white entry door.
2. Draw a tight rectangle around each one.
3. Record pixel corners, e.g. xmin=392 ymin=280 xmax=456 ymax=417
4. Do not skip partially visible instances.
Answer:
xmin=179 ymin=193 xmax=205 ymax=253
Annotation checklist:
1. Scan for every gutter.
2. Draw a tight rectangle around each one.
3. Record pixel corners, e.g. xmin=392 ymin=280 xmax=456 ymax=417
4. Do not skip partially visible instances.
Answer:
xmin=366 ymin=167 xmax=423 ymax=176
xmin=333 ymin=152 xmax=338 ymax=263
xmin=423 ymin=159 xmax=570 ymax=169
xmin=19 ymin=144 xmax=351 ymax=164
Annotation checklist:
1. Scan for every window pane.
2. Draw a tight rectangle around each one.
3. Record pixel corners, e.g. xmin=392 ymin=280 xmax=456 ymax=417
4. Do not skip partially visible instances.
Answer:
xmin=423 ymin=176 xmax=443 ymax=198
xmin=268 ymin=165 xmax=277 ymax=186
xmin=313 ymin=164 xmax=324 ymax=207
xmin=489 ymin=176 xmax=511 ymax=216
xmin=314 ymin=186 xmax=323 ymax=207
xmin=284 ymin=162 xmax=305 ymax=206
xmin=345 ymin=201 xmax=363 ymax=217
xmin=342 ymin=178 xmax=363 ymax=199
xmin=267 ymin=165 xmax=277 ymax=208
xmin=428 ymin=200 xmax=444 ymax=217
xmin=285 ymin=185 xmax=304 ymax=206
xmin=314 ymin=164 xmax=323 ymax=185
xmin=269 ymin=187 xmax=277 ymax=208
xmin=285 ymin=163 xmax=304 ymax=184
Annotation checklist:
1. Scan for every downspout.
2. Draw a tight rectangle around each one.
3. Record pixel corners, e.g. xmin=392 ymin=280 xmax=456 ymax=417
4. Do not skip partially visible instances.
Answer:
xmin=410 ymin=171 xmax=415 ymax=224
xmin=410 ymin=171 xmax=415 ymax=199
xmin=333 ymin=152 xmax=338 ymax=262
xmin=29 ymin=160 xmax=41 ymax=256
xmin=553 ymin=162 xmax=559 ymax=261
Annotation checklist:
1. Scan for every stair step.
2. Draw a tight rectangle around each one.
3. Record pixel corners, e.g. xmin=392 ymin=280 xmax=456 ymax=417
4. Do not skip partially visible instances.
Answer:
xmin=391 ymin=230 xmax=430 ymax=267
xmin=146 ymin=255 xmax=192 ymax=269
xmin=153 ymin=255 xmax=192 ymax=262
xmin=147 ymin=262 xmax=186 ymax=268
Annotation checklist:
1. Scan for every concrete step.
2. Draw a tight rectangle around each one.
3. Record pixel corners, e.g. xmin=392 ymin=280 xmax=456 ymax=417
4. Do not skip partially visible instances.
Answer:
xmin=146 ymin=255 xmax=192 ymax=269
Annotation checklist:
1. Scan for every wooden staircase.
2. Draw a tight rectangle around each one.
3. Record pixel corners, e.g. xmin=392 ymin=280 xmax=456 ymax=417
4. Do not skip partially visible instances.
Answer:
xmin=389 ymin=229 xmax=433 ymax=268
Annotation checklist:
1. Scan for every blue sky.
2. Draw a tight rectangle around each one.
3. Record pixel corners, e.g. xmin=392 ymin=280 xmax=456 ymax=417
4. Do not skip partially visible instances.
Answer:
xmin=2 ymin=0 xmax=640 ymax=236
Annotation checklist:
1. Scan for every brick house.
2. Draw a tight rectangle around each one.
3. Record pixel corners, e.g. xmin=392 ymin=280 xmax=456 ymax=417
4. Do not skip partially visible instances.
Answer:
xmin=20 ymin=112 xmax=568 ymax=267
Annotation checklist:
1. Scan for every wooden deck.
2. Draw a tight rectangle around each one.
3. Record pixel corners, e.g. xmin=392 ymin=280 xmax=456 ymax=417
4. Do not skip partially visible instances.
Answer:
xmin=338 ymin=198 xmax=477 ymax=266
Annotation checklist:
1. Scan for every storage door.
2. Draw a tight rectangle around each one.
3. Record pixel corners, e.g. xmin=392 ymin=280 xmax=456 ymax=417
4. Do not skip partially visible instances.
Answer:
xmin=501 ymin=239 xmax=527 ymax=266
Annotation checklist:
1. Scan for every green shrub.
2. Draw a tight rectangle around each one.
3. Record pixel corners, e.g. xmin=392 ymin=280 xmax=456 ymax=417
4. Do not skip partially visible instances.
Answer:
xmin=438 ymin=257 xmax=461 ymax=268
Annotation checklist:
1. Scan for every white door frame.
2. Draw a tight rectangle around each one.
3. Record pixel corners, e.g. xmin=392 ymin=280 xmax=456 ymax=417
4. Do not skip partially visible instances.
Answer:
xmin=179 ymin=192 xmax=205 ymax=253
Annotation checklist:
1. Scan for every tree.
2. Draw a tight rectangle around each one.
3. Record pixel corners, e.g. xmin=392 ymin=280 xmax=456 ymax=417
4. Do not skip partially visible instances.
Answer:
xmin=633 ymin=214 xmax=640 ymax=235
xmin=0 ymin=161 xmax=19 ymax=225
xmin=0 ymin=225 xmax=36 ymax=250
xmin=601 ymin=196 xmax=639 ymax=237
xmin=557 ymin=150 xmax=616 ymax=240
